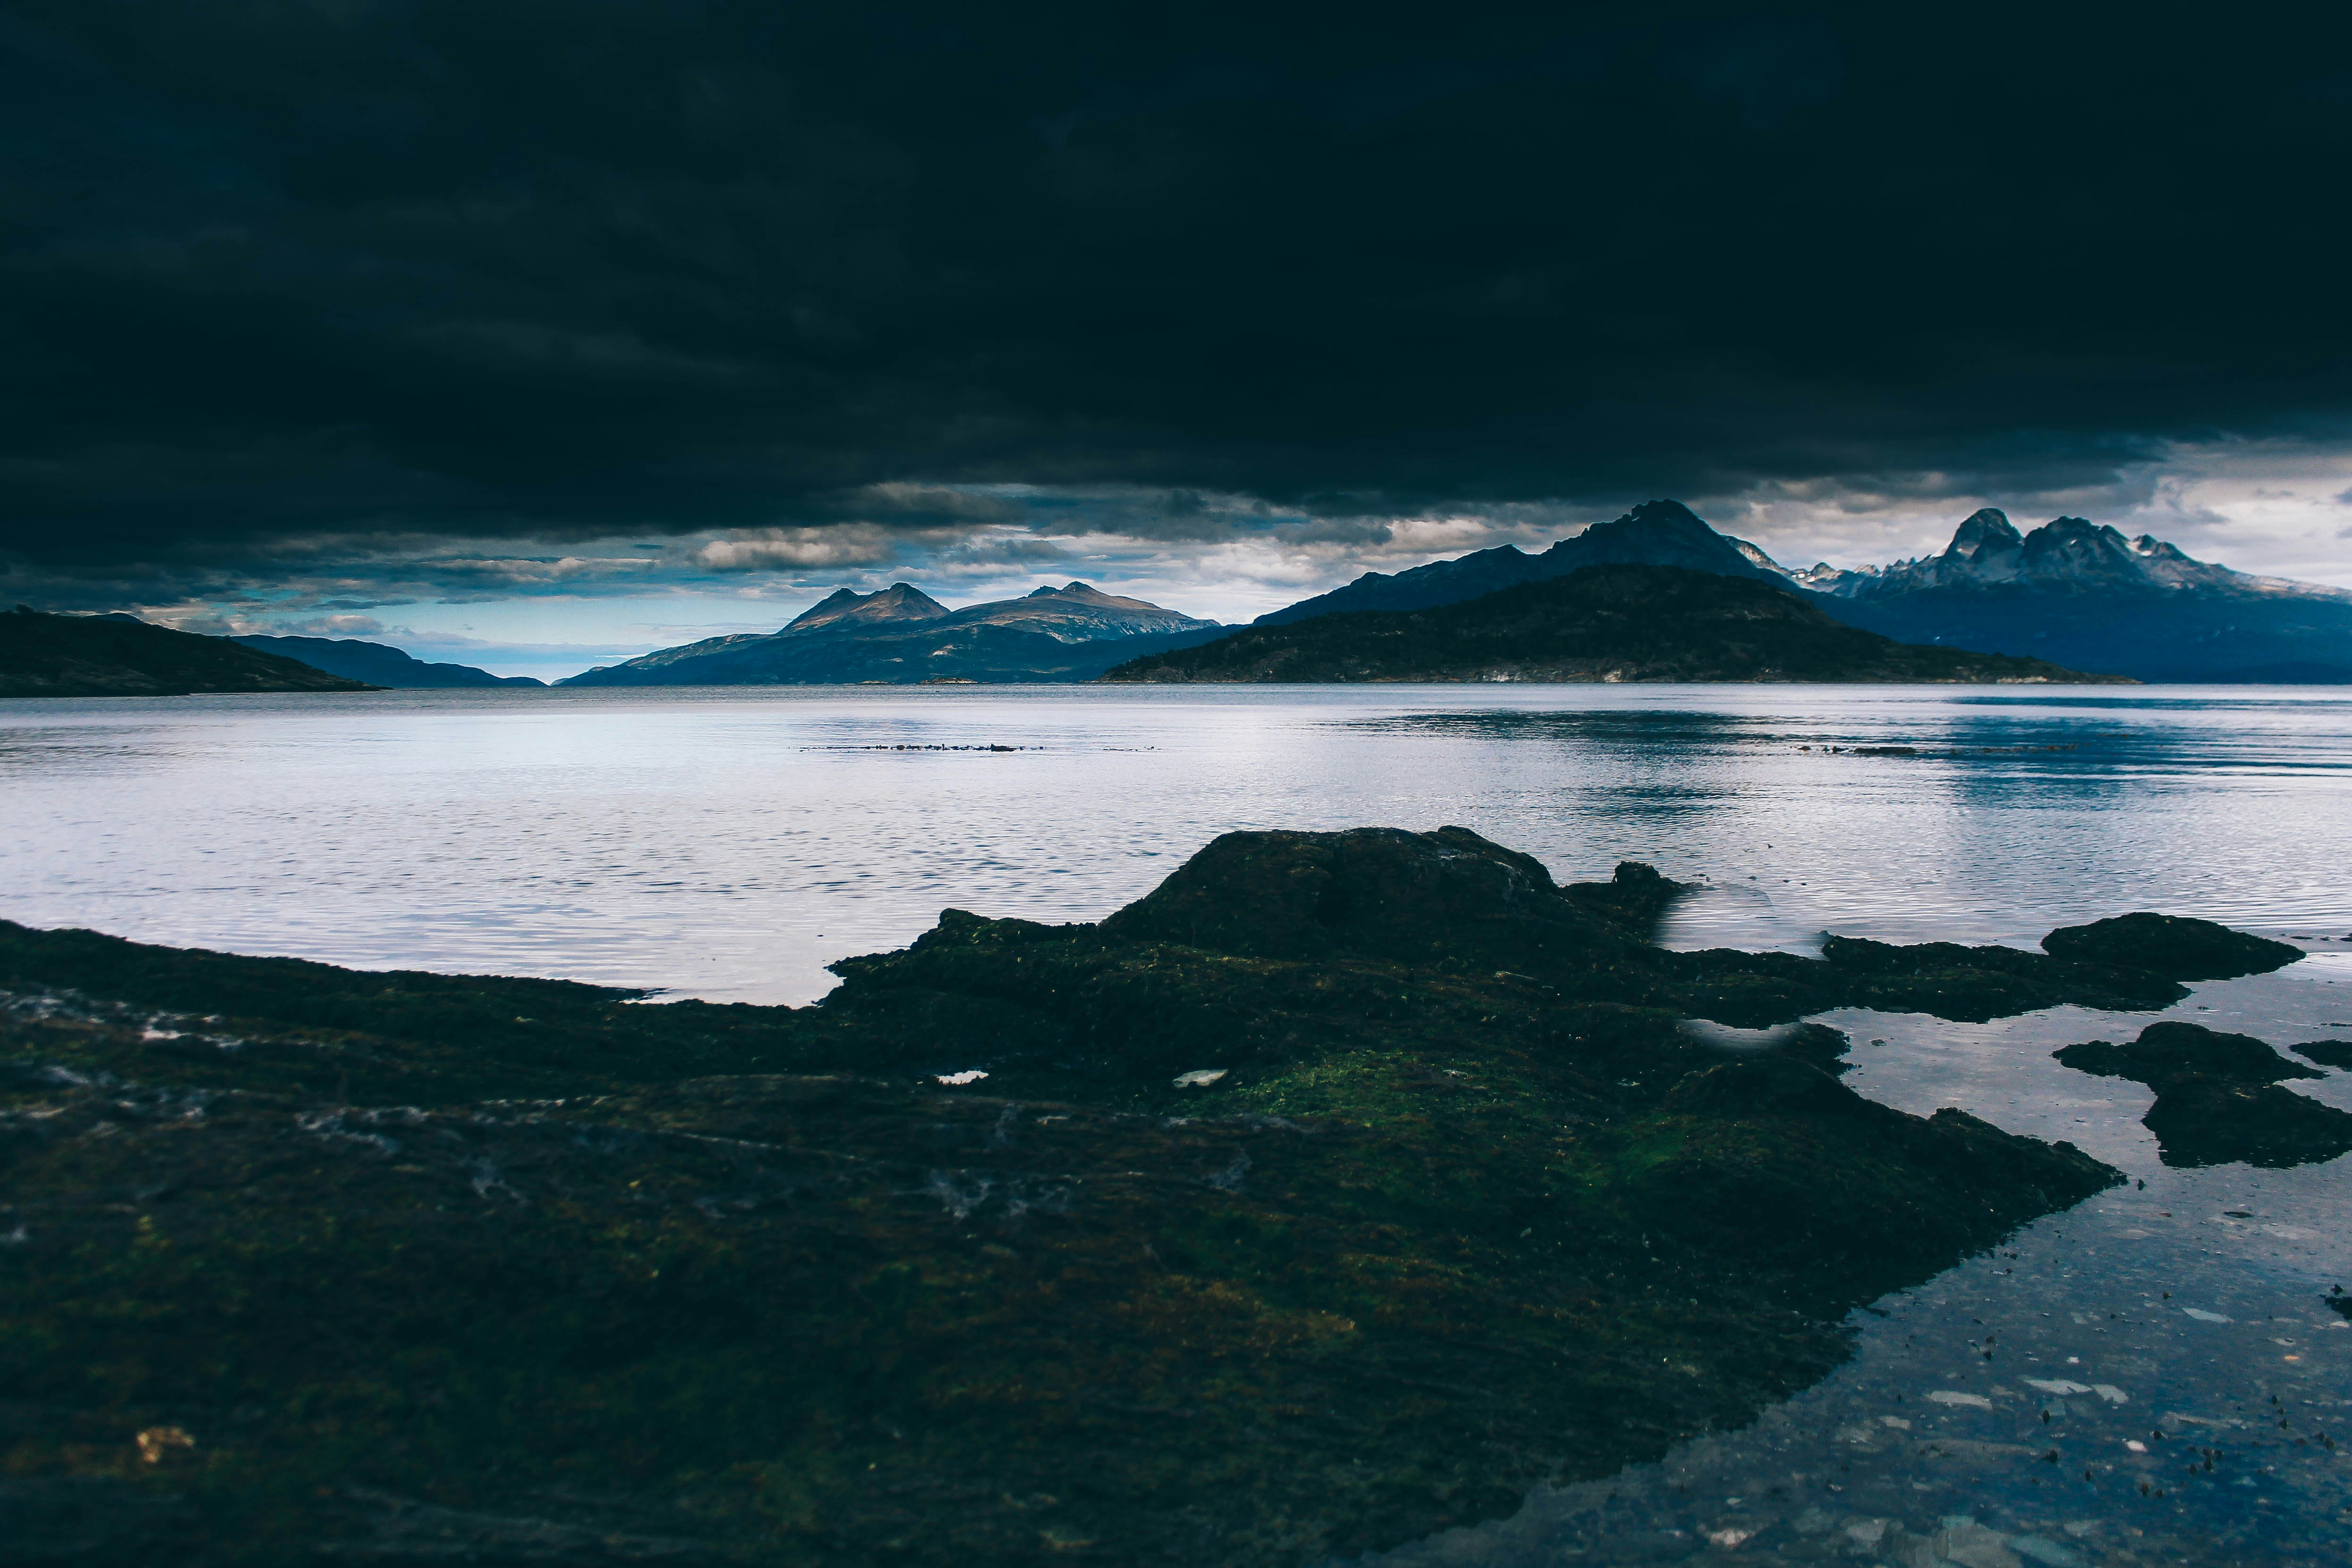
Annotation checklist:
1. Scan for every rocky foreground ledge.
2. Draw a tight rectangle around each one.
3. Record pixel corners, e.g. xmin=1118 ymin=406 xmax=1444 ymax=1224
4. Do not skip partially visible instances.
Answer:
xmin=0 ymin=830 xmax=2304 ymax=1565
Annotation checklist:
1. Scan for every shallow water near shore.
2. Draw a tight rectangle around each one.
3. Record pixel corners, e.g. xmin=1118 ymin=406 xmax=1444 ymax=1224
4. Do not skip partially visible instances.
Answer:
xmin=3 ymin=682 xmax=2350 ymax=1563
xmin=1358 ymin=953 xmax=2352 ymax=1568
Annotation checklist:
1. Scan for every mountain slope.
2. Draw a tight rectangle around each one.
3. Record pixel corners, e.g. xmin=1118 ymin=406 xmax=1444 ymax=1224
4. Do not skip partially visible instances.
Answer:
xmin=1105 ymin=565 xmax=2123 ymax=685
xmin=1256 ymin=500 xmax=1787 ymax=626
xmin=563 ymin=581 xmax=1221 ymax=686
xmin=939 ymin=581 xmax=1216 ymax=640
xmin=1256 ymin=500 xmax=2352 ymax=683
xmin=782 ymin=582 xmax=952 ymax=634
xmin=1 ymin=610 xmax=376 ymax=698
xmin=1793 ymin=510 xmax=2352 ymax=682
xmin=233 ymin=636 xmax=544 ymax=688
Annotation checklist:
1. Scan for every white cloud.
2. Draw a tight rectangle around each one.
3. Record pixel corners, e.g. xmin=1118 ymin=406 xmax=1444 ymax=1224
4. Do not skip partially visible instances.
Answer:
xmin=697 ymin=525 xmax=904 ymax=571
xmin=429 ymin=555 xmax=660 ymax=586
xmin=274 ymin=613 xmax=390 ymax=637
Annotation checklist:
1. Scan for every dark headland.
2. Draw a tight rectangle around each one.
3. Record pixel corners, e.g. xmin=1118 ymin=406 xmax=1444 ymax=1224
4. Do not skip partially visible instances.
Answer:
xmin=1103 ymin=565 xmax=2127 ymax=685
xmin=0 ymin=609 xmax=375 ymax=698
xmin=232 ymin=635 xmax=544 ymax=689
xmin=0 ymin=826 xmax=2303 ymax=1564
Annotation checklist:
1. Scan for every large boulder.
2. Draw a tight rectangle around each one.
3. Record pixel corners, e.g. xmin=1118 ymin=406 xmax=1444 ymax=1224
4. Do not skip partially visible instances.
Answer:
xmin=1098 ymin=826 xmax=1656 ymax=983
xmin=2041 ymin=912 xmax=2301 ymax=980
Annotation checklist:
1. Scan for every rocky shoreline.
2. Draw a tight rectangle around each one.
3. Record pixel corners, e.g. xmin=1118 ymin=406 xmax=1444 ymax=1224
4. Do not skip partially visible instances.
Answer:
xmin=0 ymin=829 xmax=2306 ymax=1565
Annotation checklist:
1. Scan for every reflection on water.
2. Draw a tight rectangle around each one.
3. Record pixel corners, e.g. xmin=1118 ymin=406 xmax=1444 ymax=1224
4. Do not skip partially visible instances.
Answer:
xmin=1360 ymin=956 xmax=2352 ymax=1568
xmin=4 ymin=684 xmax=2344 ymax=1005
xmin=4 ymin=683 xmax=2351 ymax=1563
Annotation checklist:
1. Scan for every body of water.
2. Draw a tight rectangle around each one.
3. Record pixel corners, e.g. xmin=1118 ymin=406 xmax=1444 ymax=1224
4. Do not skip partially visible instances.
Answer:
xmin=3 ymin=684 xmax=2348 ymax=1004
xmin=5 ymin=683 xmax=2351 ymax=1565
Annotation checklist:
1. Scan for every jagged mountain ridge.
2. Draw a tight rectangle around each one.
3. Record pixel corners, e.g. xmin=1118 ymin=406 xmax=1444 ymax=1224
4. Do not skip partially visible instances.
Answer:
xmin=233 ymin=635 xmax=545 ymax=688
xmin=562 ymin=581 xmax=1223 ymax=686
xmin=1785 ymin=509 xmax=2348 ymax=601
xmin=1254 ymin=503 xmax=2352 ymax=684
xmin=1778 ymin=509 xmax=2352 ymax=682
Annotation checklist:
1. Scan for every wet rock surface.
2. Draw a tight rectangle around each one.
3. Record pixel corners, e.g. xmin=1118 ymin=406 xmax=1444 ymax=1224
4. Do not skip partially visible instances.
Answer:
xmin=2055 ymin=1023 xmax=2327 ymax=1092
xmin=2290 ymin=1039 xmax=2352 ymax=1070
xmin=2041 ymin=914 xmax=2305 ymax=982
xmin=0 ymin=827 xmax=2297 ymax=1567
xmin=2138 ymin=1081 xmax=2352 ymax=1169
xmin=2053 ymin=1023 xmax=2352 ymax=1169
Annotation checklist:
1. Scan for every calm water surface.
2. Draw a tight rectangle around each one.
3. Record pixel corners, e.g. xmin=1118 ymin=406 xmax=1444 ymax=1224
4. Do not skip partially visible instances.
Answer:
xmin=4 ymin=684 xmax=2350 ymax=1565
xmin=3 ymin=684 xmax=2348 ymax=1004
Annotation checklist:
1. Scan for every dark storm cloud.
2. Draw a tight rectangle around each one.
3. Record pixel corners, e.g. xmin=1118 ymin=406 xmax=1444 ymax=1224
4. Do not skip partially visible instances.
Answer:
xmin=3 ymin=1 xmax=2350 ymax=582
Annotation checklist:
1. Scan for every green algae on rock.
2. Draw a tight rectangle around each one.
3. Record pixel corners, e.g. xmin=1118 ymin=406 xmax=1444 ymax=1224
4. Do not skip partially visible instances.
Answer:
xmin=0 ymin=826 xmax=2283 ymax=1565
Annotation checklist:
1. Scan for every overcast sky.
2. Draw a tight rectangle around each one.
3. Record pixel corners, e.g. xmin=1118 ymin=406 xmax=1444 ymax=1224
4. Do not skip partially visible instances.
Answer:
xmin=5 ymin=4 xmax=2350 ymax=676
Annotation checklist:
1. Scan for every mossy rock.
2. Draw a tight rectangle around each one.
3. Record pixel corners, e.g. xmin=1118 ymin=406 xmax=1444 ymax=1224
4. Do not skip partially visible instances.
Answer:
xmin=5 ymin=824 xmax=2259 ymax=1565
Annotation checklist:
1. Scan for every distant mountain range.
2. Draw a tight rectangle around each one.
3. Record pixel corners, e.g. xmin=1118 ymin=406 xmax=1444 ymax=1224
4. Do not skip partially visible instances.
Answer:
xmin=233 ymin=635 xmax=544 ymax=688
xmin=1775 ymin=510 xmax=2352 ymax=683
xmin=1105 ymin=565 xmax=2118 ymax=685
xmin=28 ymin=500 xmax=2342 ymax=692
xmin=561 ymin=581 xmax=1225 ymax=686
xmin=1241 ymin=500 xmax=2352 ymax=684
xmin=2 ymin=610 xmax=375 ymax=698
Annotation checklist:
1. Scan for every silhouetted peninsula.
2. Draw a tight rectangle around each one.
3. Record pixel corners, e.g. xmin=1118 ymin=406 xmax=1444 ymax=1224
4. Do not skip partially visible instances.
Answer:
xmin=0 ymin=609 xmax=375 ymax=698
